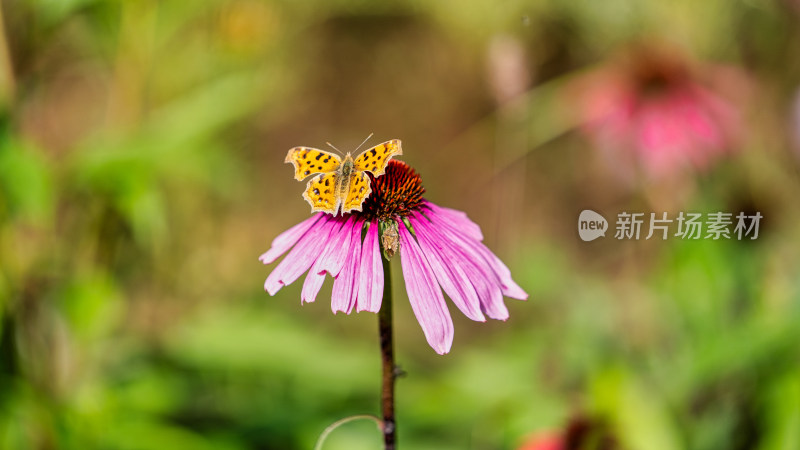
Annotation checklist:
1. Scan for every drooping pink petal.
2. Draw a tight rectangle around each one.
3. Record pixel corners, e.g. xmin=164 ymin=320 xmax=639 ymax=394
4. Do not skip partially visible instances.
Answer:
xmin=636 ymin=101 xmax=691 ymax=177
xmin=300 ymin=216 xmax=358 ymax=305
xmin=298 ymin=219 xmax=347 ymax=303
xmin=425 ymin=207 xmax=528 ymax=301
xmin=477 ymin=276 xmax=509 ymax=319
xmin=313 ymin=216 xmax=355 ymax=278
xmin=259 ymin=214 xmax=322 ymax=264
xmin=472 ymin=242 xmax=528 ymax=300
xmin=398 ymin=223 xmax=453 ymax=355
xmin=425 ymin=202 xmax=483 ymax=241
xmin=332 ymin=221 xmax=363 ymax=314
xmin=678 ymin=91 xmax=721 ymax=150
xmin=409 ymin=213 xmax=485 ymax=322
xmin=356 ymin=221 xmax=383 ymax=313
xmin=264 ymin=215 xmax=338 ymax=295
xmin=441 ymin=239 xmax=509 ymax=320
xmin=693 ymin=84 xmax=741 ymax=148
xmin=581 ymin=80 xmax=636 ymax=151
xmin=420 ymin=210 xmax=528 ymax=319
xmin=436 ymin=236 xmax=507 ymax=320
xmin=301 ymin=270 xmax=326 ymax=304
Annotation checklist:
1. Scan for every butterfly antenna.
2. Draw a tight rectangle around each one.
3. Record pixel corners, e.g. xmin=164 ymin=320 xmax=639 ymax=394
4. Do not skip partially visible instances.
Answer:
xmin=353 ymin=133 xmax=374 ymax=153
xmin=325 ymin=142 xmax=345 ymax=156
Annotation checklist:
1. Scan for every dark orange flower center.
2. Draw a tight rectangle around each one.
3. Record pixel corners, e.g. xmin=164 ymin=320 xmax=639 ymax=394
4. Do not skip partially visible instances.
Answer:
xmin=359 ymin=160 xmax=425 ymax=221
xmin=627 ymin=47 xmax=690 ymax=98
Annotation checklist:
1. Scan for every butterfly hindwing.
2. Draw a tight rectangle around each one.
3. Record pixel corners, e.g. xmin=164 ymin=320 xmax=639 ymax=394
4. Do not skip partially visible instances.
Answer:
xmin=285 ymin=147 xmax=342 ymax=181
xmin=342 ymin=171 xmax=372 ymax=214
xmin=302 ymin=172 xmax=340 ymax=214
xmin=352 ymin=139 xmax=402 ymax=177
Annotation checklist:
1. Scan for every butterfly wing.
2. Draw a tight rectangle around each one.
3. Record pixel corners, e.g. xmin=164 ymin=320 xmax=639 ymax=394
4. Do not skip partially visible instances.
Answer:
xmin=285 ymin=147 xmax=342 ymax=180
xmin=341 ymin=171 xmax=373 ymax=214
xmin=352 ymin=139 xmax=402 ymax=177
xmin=302 ymin=172 xmax=340 ymax=214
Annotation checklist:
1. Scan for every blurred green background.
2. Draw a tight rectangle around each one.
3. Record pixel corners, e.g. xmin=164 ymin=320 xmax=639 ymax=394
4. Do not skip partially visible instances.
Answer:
xmin=2 ymin=0 xmax=800 ymax=449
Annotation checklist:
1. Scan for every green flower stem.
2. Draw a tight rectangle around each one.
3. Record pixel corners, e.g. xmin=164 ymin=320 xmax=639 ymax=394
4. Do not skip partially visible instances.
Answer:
xmin=312 ymin=415 xmax=381 ymax=450
xmin=379 ymin=255 xmax=396 ymax=449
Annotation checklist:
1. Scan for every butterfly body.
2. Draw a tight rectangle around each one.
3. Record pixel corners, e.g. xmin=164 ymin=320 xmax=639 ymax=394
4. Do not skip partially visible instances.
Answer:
xmin=285 ymin=139 xmax=403 ymax=215
xmin=337 ymin=155 xmax=354 ymax=198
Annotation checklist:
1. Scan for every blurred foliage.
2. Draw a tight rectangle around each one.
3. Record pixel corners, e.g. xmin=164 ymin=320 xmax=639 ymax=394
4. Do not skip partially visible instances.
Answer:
xmin=1 ymin=0 xmax=800 ymax=449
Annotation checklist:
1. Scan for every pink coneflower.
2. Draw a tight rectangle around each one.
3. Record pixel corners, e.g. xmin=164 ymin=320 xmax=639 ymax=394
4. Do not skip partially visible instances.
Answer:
xmin=576 ymin=45 xmax=747 ymax=179
xmin=260 ymin=160 xmax=527 ymax=354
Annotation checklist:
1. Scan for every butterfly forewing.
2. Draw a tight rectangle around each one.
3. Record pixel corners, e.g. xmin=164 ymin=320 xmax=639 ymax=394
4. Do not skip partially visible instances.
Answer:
xmin=285 ymin=147 xmax=342 ymax=181
xmin=352 ymin=139 xmax=402 ymax=177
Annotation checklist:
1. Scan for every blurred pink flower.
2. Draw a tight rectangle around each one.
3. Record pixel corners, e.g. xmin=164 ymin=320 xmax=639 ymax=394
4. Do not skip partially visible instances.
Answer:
xmin=260 ymin=160 xmax=527 ymax=354
xmin=517 ymin=415 xmax=618 ymax=450
xmin=576 ymin=45 xmax=748 ymax=179
xmin=517 ymin=432 xmax=564 ymax=450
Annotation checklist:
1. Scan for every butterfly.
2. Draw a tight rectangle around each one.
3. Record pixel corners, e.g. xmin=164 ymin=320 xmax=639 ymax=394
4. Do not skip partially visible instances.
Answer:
xmin=285 ymin=138 xmax=403 ymax=215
